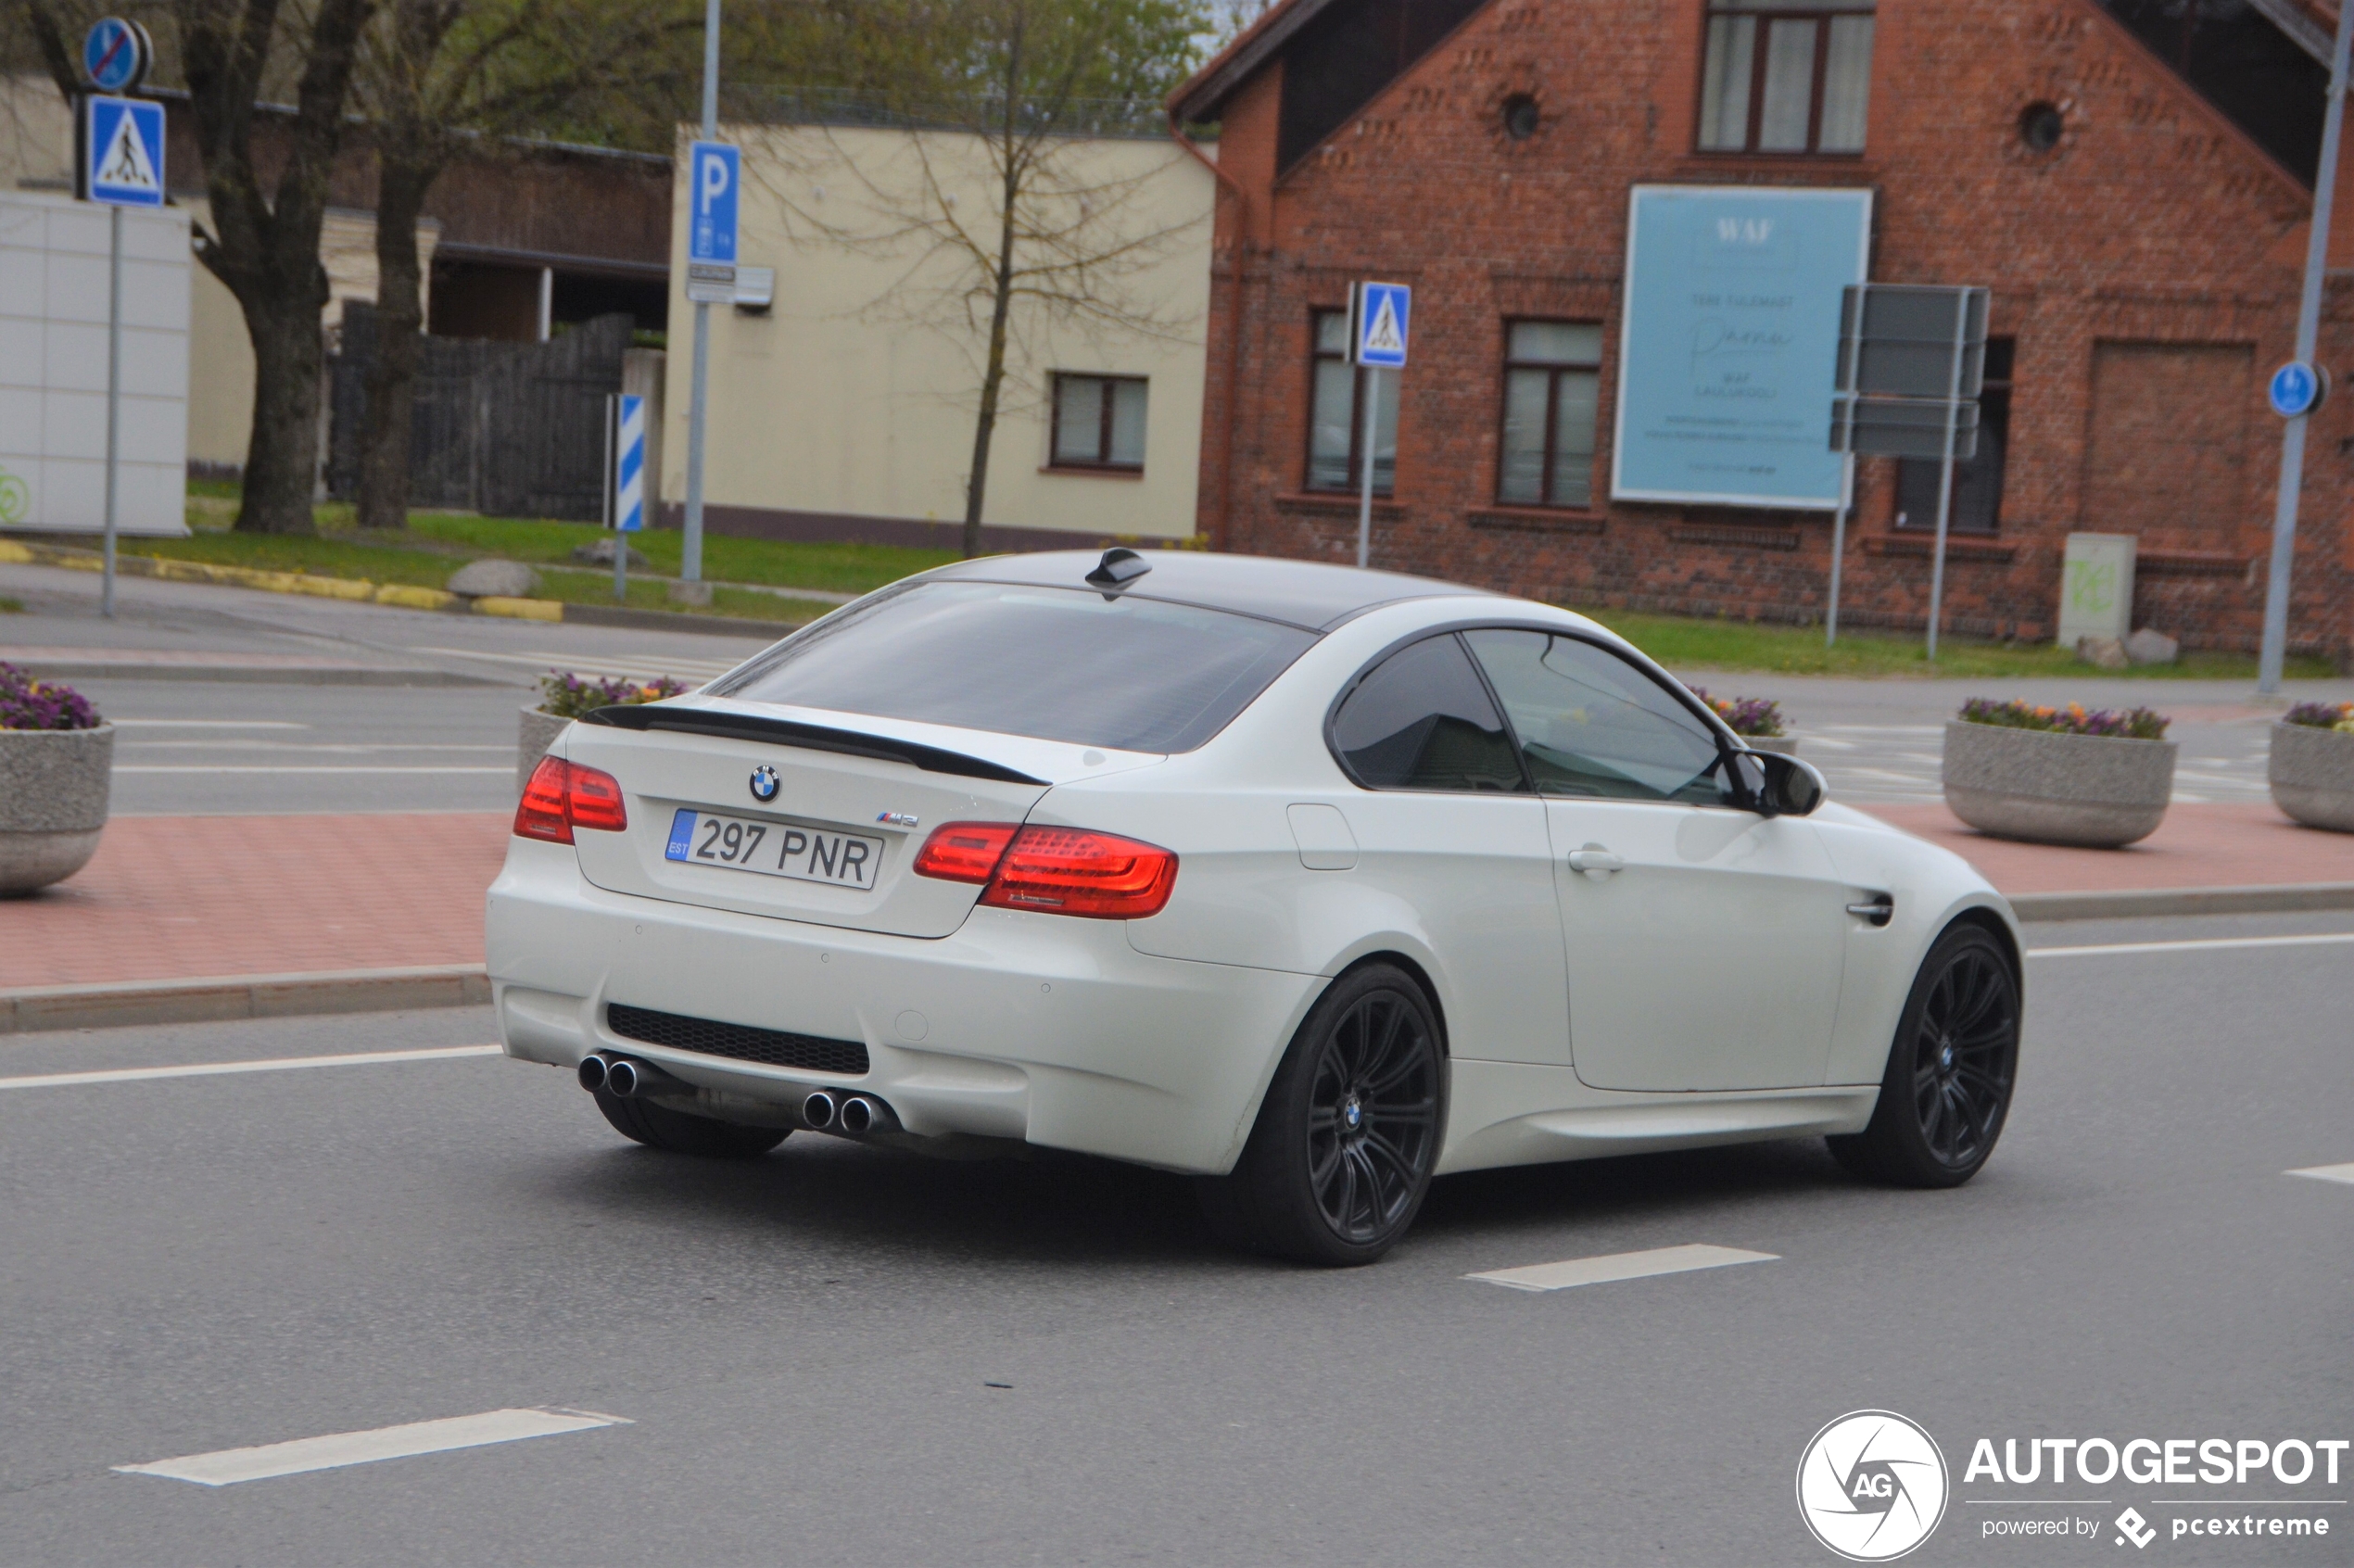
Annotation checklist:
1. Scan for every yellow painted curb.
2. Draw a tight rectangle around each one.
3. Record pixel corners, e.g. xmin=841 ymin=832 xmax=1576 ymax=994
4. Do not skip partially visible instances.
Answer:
xmin=375 ymin=583 xmax=456 ymax=610
xmin=471 ymin=595 xmax=564 ymax=622
xmin=0 ymin=540 xmax=32 ymax=563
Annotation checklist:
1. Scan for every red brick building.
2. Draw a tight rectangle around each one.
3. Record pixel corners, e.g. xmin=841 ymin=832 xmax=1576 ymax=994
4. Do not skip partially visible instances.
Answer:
xmin=1171 ymin=0 xmax=2354 ymax=659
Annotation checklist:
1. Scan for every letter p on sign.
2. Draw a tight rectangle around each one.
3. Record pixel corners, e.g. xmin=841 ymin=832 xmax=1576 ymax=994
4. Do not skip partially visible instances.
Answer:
xmin=690 ymin=141 xmax=740 ymax=266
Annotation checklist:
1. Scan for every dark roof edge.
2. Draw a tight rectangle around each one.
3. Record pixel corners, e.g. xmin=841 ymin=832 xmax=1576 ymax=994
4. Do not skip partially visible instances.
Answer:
xmin=1168 ymin=0 xmax=1338 ymax=123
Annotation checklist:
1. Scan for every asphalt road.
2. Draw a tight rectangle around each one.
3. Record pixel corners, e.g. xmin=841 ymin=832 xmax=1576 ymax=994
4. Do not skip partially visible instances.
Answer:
xmin=8 ymin=559 xmax=2354 ymax=814
xmin=0 ymin=910 xmax=2346 ymax=1566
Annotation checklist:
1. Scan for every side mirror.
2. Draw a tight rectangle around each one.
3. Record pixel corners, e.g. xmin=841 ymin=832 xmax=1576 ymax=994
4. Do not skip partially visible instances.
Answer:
xmin=1728 ymin=750 xmax=1827 ymax=817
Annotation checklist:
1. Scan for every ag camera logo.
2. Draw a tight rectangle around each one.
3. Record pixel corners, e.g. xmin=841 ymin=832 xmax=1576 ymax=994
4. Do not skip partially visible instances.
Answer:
xmin=1797 ymin=1410 xmax=1950 ymax=1562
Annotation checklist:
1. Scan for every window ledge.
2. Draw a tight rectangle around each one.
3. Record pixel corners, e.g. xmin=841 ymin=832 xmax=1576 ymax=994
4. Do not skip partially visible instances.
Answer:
xmin=1866 ymin=534 xmax=2018 ymax=563
xmin=1275 ymin=490 xmax=1403 ymax=519
xmin=2136 ymin=550 xmax=2253 ymax=579
xmin=1671 ymin=154 xmax=1879 ymax=181
xmin=1670 ymin=522 xmax=1803 ymax=551
xmin=1467 ymin=505 xmax=1603 ymax=535
xmin=1039 ymin=464 xmax=1145 ymax=480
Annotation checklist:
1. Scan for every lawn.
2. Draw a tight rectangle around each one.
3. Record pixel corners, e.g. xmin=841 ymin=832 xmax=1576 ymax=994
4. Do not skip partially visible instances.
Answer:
xmin=1575 ymin=606 xmax=2338 ymax=680
xmin=168 ymin=490 xmax=951 ymax=601
xmin=123 ymin=487 xmax=2348 ymax=677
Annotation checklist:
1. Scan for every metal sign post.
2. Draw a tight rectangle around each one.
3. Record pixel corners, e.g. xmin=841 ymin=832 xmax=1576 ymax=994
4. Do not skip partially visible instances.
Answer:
xmin=679 ymin=0 xmax=734 ymax=594
xmin=1830 ymin=284 xmax=1988 ymax=660
xmin=76 ymin=22 xmax=162 ymax=622
xmin=2259 ymin=0 xmax=2354 ymax=695
xmin=1347 ymin=281 xmax=1410 ymax=569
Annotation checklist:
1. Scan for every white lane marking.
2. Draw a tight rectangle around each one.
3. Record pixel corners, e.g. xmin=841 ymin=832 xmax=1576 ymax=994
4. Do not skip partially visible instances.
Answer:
xmin=113 ymin=765 xmax=513 ymax=775
xmin=2287 ymin=1163 xmax=2354 ymax=1185
xmin=114 ymin=1407 xmax=630 ymax=1486
xmin=415 ymin=646 xmax=736 ymax=679
xmin=110 ymin=719 xmax=310 ymax=728
xmin=2030 ymin=932 xmax=2354 ymax=960
xmin=0 ymin=1045 xmax=500 ymax=1092
xmin=1467 ymin=1243 xmax=1778 ymax=1294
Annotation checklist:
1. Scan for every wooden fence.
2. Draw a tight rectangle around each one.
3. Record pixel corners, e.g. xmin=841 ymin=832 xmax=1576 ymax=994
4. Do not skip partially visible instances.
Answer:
xmin=328 ymin=307 xmax=633 ymax=521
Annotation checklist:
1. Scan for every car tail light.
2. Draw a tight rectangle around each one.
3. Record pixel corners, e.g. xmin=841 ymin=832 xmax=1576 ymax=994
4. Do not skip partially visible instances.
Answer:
xmin=513 ymin=755 xmax=629 ymax=843
xmin=912 ymin=822 xmax=1177 ymax=918
xmin=912 ymin=822 xmax=1019 ymax=883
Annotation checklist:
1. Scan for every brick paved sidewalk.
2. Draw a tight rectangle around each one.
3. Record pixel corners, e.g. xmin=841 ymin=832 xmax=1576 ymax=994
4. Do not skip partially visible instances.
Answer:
xmin=5 ymin=803 xmax=2350 ymax=996
xmin=1 ymin=814 xmax=510 ymax=989
xmin=1858 ymin=802 xmax=2354 ymax=895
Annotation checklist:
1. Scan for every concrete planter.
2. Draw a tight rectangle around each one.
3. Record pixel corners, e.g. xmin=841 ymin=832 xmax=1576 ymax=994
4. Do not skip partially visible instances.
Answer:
xmin=517 ymin=707 xmax=571 ymax=792
xmin=0 ymin=723 xmax=114 ymax=894
xmin=1942 ymin=719 xmax=2175 ymax=848
xmin=1743 ymin=735 xmax=1799 ymax=756
xmin=2269 ymin=721 xmax=2354 ymax=833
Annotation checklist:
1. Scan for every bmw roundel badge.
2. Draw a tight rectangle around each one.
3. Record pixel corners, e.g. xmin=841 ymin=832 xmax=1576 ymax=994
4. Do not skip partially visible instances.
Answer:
xmin=748 ymin=765 xmax=780 ymax=803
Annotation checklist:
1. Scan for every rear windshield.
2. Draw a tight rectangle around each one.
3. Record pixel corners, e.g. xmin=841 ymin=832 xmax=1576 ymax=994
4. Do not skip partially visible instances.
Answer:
xmin=709 ymin=581 xmax=1317 ymax=752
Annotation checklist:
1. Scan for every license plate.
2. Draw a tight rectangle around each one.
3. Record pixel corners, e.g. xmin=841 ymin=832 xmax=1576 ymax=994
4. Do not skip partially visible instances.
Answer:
xmin=664 ymin=809 xmax=882 ymax=890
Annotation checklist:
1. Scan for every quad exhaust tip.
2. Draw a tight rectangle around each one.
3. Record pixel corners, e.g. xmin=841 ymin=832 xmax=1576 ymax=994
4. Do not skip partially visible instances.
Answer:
xmin=576 ymin=1054 xmax=610 ymax=1093
xmin=803 ymin=1091 xmax=838 ymax=1130
xmin=838 ymin=1094 xmax=877 ymax=1135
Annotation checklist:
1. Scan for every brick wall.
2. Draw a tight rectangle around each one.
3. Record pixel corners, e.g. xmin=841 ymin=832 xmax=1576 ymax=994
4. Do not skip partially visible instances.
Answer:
xmin=1192 ymin=0 xmax=2353 ymax=658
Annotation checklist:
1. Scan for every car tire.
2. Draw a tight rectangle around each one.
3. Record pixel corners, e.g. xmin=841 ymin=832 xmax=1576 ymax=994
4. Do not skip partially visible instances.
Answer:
xmin=1829 ymin=922 xmax=2019 ymax=1188
xmin=1197 ymin=963 xmax=1446 ymax=1267
xmin=593 ymin=1087 xmax=790 ymax=1158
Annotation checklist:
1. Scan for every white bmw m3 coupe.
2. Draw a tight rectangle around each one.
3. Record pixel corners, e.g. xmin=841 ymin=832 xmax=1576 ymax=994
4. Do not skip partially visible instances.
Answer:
xmin=488 ymin=549 xmax=2022 ymax=1264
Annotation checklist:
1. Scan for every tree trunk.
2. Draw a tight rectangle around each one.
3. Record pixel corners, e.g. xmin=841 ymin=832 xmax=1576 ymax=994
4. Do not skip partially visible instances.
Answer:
xmin=962 ymin=72 xmax=1028 ymax=562
xmin=226 ymin=265 xmax=333 ymax=535
xmin=358 ymin=153 xmax=435 ymax=529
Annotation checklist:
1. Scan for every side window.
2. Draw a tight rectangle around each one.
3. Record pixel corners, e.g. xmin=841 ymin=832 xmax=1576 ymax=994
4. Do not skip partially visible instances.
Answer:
xmin=1331 ymin=635 xmax=1526 ymax=793
xmin=1463 ymin=630 xmax=1728 ymax=804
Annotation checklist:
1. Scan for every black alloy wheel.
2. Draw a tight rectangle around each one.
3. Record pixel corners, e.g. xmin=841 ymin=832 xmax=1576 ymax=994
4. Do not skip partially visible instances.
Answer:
xmin=594 ymin=1086 xmax=791 ymax=1157
xmin=1198 ymin=963 xmax=1445 ymax=1266
xmin=1829 ymin=923 xmax=2020 ymax=1187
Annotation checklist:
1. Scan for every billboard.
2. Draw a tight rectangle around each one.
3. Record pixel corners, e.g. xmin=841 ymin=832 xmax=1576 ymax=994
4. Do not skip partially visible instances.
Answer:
xmin=1610 ymin=185 xmax=1873 ymax=510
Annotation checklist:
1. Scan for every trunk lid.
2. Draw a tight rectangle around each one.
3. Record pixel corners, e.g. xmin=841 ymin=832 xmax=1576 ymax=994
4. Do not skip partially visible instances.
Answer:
xmin=560 ymin=696 xmax=1155 ymax=939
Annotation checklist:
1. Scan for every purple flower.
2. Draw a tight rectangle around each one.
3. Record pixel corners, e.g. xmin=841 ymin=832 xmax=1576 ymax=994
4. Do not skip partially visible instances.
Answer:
xmin=1690 ymin=687 xmax=1785 ymax=739
xmin=0 ymin=662 xmax=101 ymax=730
xmin=1959 ymin=698 xmax=2168 ymax=740
xmin=537 ymin=670 xmax=690 ymax=721
xmin=2285 ymin=702 xmax=2352 ymax=730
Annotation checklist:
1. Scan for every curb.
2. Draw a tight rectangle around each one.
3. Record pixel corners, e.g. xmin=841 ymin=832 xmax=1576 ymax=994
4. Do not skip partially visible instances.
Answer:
xmin=0 ymin=965 xmax=490 ymax=1034
xmin=2009 ymin=880 xmax=2354 ymax=921
xmin=1 ymin=537 xmax=815 ymax=639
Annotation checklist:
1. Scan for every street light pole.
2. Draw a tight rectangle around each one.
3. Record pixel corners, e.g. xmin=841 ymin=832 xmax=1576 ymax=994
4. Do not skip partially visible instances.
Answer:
xmin=2259 ymin=0 xmax=2354 ymax=694
xmin=680 ymin=0 xmax=721 ymax=589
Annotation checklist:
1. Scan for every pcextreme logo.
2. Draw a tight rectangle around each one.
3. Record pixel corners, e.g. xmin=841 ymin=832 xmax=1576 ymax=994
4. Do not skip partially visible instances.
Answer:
xmin=1797 ymin=1410 xmax=1952 ymax=1562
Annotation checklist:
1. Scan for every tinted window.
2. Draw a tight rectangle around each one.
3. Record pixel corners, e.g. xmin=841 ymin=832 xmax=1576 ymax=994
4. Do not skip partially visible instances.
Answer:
xmin=710 ymin=582 xmax=1314 ymax=753
xmin=1464 ymin=630 xmax=1728 ymax=803
xmin=1331 ymin=635 xmax=1525 ymax=792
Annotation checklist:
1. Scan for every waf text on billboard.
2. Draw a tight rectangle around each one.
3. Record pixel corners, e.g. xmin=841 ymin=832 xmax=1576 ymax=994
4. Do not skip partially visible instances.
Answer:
xmin=1611 ymin=184 xmax=1872 ymax=511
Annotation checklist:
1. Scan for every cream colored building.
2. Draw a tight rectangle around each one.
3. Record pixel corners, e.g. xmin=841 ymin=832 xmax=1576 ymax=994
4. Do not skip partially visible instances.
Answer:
xmin=664 ymin=122 xmax=1212 ymax=547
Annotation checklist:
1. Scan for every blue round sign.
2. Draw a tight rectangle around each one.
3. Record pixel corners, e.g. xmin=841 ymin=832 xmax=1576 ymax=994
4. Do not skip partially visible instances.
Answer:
xmin=82 ymin=18 xmax=149 ymax=94
xmin=2270 ymin=360 xmax=2325 ymax=419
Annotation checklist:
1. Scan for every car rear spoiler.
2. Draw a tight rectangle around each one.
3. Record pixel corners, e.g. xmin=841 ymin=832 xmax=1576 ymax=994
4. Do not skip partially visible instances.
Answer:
xmin=581 ymin=704 xmax=1047 ymax=785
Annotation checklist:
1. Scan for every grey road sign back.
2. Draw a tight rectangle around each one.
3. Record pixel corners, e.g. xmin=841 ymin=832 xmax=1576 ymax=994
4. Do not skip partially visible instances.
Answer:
xmin=1836 ymin=285 xmax=1988 ymax=400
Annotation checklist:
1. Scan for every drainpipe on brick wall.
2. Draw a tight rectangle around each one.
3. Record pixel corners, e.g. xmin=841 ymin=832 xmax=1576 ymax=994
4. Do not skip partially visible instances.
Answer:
xmin=1168 ymin=108 xmax=1247 ymax=554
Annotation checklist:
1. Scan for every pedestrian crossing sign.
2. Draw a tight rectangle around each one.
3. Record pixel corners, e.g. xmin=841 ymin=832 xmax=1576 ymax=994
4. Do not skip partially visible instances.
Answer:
xmin=83 ymin=95 xmax=165 ymax=209
xmin=1349 ymin=281 xmax=1411 ymax=369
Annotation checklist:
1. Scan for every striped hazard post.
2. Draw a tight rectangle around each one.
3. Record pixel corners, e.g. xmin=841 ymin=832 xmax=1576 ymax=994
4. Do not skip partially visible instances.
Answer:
xmin=606 ymin=392 xmax=645 ymax=598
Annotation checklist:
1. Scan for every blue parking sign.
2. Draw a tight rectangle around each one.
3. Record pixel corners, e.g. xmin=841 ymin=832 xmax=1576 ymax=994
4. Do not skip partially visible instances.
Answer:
xmin=690 ymin=141 xmax=740 ymax=266
xmin=85 ymin=95 xmax=164 ymax=208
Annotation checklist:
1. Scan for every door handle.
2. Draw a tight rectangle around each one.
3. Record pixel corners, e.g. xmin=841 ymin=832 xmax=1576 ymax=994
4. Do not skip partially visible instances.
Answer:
xmin=1846 ymin=896 xmax=1894 ymax=927
xmin=1566 ymin=848 xmax=1625 ymax=878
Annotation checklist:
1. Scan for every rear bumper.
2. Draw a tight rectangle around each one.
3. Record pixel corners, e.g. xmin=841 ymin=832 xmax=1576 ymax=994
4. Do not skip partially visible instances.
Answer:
xmin=486 ymin=839 xmax=1322 ymax=1174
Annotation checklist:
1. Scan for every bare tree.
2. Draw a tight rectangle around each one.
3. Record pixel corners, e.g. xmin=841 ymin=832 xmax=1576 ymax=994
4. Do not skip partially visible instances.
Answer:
xmin=350 ymin=0 xmax=674 ymax=530
xmin=762 ymin=0 xmax=1208 ymax=557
